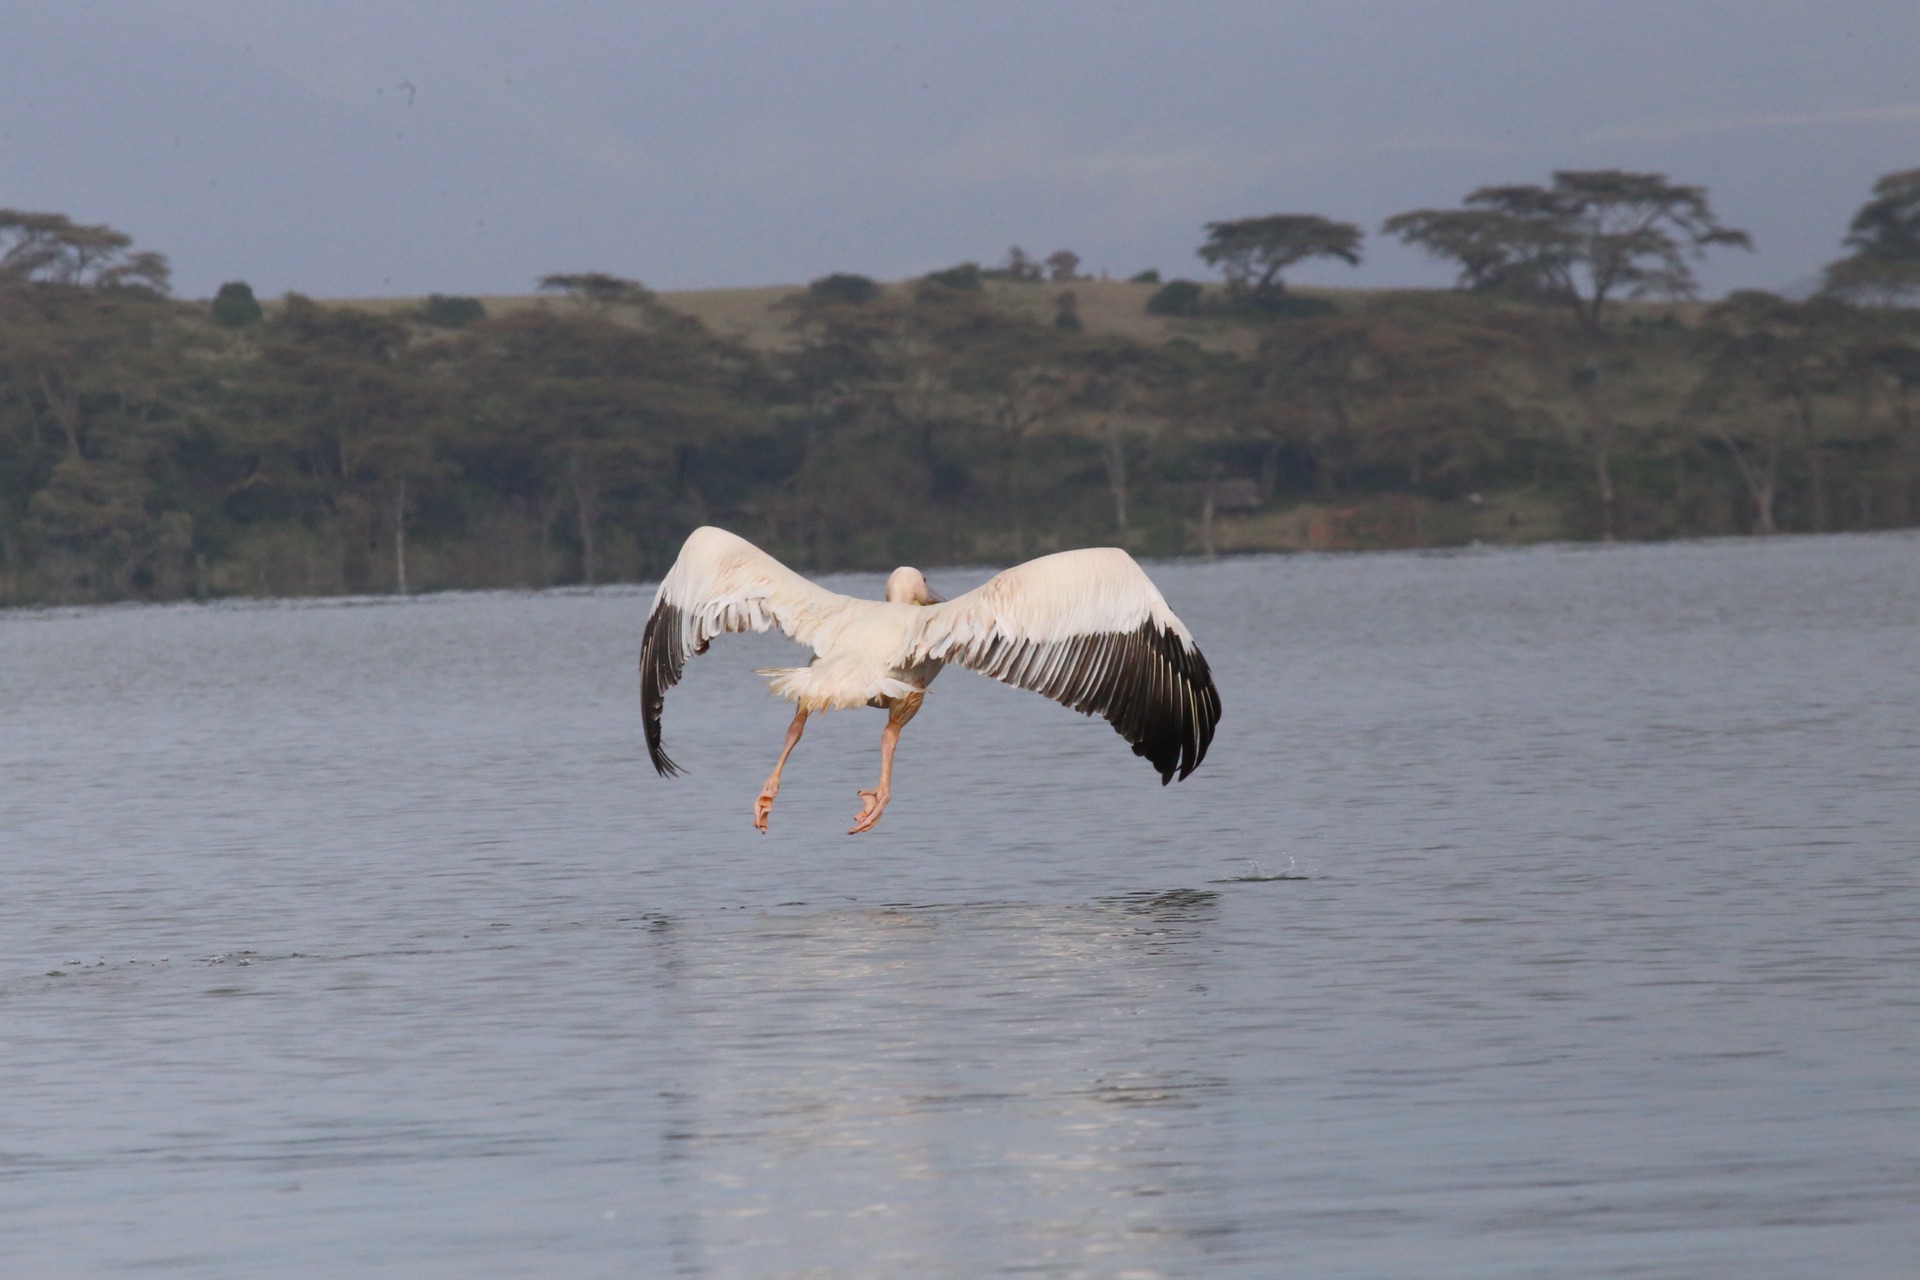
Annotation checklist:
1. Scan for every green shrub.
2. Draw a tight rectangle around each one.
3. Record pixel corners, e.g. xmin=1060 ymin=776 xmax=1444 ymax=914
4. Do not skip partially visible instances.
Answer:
xmin=210 ymin=281 xmax=263 ymax=328
xmin=1054 ymin=290 xmax=1083 ymax=331
xmin=922 ymin=262 xmax=983 ymax=291
xmin=1146 ymin=279 xmax=1204 ymax=316
xmin=418 ymin=294 xmax=486 ymax=328
xmin=806 ymin=273 xmax=881 ymax=305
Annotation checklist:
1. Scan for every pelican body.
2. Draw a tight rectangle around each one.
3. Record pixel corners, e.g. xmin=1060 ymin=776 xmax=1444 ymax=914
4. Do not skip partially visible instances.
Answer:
xmin=641 ymin=527 xmax=1220 ymax=833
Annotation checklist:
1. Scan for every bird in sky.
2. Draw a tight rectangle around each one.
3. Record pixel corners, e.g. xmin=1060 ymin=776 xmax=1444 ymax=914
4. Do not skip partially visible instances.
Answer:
xmin=641 ymin=527 xmax=1221 ymax=833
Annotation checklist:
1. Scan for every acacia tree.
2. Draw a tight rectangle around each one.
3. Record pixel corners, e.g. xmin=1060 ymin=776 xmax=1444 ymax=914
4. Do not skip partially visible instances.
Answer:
xmin=0 ymin=212 xmax=186 ymax=598
xmin=0 ymin=210 xmax=170 ymax=292
xmin=997 ymin=247 xmax=1043 ymax=282
xmin=1856 ymin=320 xmax=1920 ymax=526
xmin=243 ymin=296 xmax=439 ymax=592
xmin=1386 ymin=171 xmax=1750 ymax=539
xmin=1822 ymin=169 xmax=1920 ymax=304
xmin=537 ymin=271 xmax=655 ymax=309
xmin=1197 ymin=214 xmax=1362 ymax=303
xmin=776 ymin=277 xmax=937 ymax=562
xmin=1043 ymin=336 xmax=1161 ymax=541
xmin=0 ymin=285 xmax=191 ymax=597
xmin=1383 ymin=170 xmax=1751 ymax=333
xmin=1690 ymin=291 xmax=1882 ymax=535
xmin=1251 ymin=305 xmax=1520 ymax=501
xmin=943 ymin=308 xmax=1077 ymax=559
xmin=466 ymin=303 xmax=764 ymax=583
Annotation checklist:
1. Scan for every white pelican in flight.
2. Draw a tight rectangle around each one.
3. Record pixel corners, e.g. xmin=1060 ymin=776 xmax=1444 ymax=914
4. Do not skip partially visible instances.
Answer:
xmin=640 ymin=527 xmax=1221 ymax=833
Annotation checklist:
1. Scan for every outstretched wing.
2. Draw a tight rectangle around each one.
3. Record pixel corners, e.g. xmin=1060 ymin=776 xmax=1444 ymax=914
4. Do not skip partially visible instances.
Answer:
xmin=640 ymin=527 xmax=853 ymax=776
xmin=910 ymin=548 xmax=1221 ymax=784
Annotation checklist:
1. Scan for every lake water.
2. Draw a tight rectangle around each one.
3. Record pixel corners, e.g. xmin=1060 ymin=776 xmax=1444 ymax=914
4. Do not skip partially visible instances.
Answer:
xmin=2 ymin=534 xmax=1916 ymax=1278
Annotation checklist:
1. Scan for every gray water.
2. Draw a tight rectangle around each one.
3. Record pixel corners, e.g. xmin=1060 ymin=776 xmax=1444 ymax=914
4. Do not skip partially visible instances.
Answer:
xmin=2 ymin=535 xmax=1916 ymax=1279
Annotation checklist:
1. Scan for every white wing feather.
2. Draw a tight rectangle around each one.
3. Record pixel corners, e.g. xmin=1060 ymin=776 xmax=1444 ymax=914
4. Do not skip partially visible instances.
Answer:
xmin=640 ymin=527 xmax=857 ymax=774
xmin=908 ymin=548 xmax=1220 ymax=783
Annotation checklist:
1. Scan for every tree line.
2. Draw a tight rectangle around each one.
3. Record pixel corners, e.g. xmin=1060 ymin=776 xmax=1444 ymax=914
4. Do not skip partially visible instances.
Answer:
xmin=1 ymin=169 xmax=1917 ymax=606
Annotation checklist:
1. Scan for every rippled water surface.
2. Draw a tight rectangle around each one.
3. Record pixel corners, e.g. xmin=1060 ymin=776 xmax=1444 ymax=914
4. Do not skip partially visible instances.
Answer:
xmin=3 ymin=534 xmax=1917 ymax=1278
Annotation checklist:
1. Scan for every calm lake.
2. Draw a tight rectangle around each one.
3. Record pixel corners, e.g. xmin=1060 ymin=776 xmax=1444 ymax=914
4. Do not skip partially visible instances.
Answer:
xmin=2 ymin=534 xmax=1916 ymax=1278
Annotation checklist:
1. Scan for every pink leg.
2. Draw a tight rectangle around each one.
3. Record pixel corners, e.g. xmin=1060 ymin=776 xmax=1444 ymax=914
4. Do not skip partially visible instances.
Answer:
xmin=850 ymin=693 xmax=923 ymax=835
xmin=754 ymin=707 xmax=808 ymax=833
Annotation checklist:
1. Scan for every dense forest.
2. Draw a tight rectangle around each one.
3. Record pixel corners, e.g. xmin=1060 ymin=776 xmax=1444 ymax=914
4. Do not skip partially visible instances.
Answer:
xmin=2 ymin=168 xmax=1918 ymax=606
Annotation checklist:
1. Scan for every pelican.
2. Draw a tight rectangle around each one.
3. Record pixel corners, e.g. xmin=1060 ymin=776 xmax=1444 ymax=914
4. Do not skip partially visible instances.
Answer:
xmin=640 ymin=527 xmax=1221 ymax=834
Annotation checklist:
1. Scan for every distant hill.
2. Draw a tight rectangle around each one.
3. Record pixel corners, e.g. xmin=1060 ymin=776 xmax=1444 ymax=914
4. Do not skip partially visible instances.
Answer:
xmin=325 ymin=277 xmax=1273 ymax=354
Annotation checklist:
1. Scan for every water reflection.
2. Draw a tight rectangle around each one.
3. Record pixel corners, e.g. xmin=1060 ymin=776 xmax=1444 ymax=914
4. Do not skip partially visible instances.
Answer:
xmin=636 ymin=894 xmax=1232 ymax=1277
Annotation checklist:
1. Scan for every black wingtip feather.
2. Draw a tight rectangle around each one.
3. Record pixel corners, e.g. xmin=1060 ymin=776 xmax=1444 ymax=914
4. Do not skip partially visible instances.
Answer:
xmin=957 ymin=619 xmax=1220 ymax=786
xmin=639 ymin=600 xmax=688 ymax=778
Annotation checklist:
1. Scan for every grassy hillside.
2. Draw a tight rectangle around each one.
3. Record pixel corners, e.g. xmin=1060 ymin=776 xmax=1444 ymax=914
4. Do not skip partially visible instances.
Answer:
xmin=328 ymin=277 xmax=1275 ymax=352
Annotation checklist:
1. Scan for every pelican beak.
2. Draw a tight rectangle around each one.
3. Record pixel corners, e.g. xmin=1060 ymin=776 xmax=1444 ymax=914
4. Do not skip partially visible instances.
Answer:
xmin=922 ymin=587 xmax=945 ymax=605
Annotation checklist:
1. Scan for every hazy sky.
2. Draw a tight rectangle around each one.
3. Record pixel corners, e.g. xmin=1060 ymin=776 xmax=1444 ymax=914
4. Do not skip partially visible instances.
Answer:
xmin=5 ymin=1 xmax=1917 ymax=299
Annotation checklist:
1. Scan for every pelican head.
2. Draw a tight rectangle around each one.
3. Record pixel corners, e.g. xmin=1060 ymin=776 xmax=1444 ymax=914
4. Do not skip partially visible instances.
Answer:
xmin=884 ymin=566 xmax=943 ymax=605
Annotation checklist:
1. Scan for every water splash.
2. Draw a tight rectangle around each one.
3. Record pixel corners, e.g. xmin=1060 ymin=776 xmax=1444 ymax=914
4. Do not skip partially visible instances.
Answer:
xmin=1211 ymin=856 xmax=1313 ymax=883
